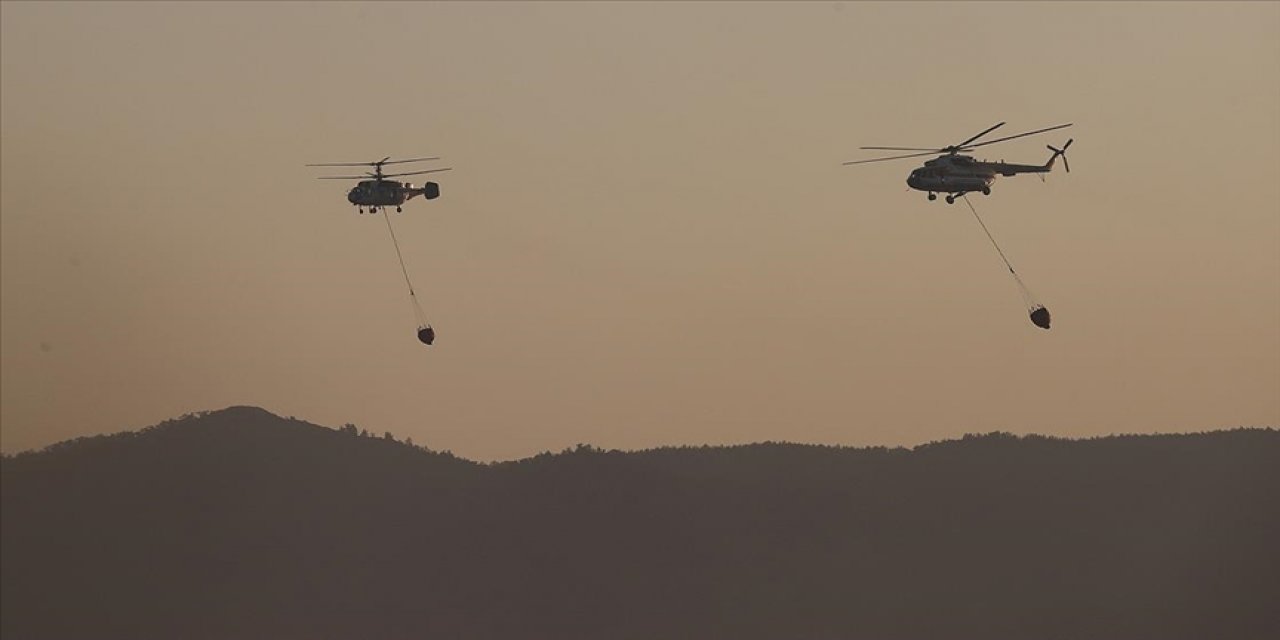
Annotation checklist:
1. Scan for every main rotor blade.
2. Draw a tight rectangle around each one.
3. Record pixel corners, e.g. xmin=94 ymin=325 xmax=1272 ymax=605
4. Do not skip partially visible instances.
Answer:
xmin=963 ymin=123 xmax=1073 ymax=150
xmin=381 ymin=156 xmax=441 ymax=165
xmin=317 ymin=175 xmax=368 ymax=180
xmin=859 ymin=146 xmax=941 ymax=151
xmin=843 ymin=150 xmax=939 ymax=165
xmin=306 ymin=156 xmax=440 ymax=168
xmin=383 ymin=168 xmax=454 ymax=178
xmin=955 ymin=122 xmax=1006 ymax=148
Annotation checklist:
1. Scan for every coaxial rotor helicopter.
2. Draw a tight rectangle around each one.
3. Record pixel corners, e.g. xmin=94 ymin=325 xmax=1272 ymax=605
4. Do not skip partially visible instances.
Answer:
xmin=844 ymin=122 xmax=1073 ymax=203
xmin=307 ymin=156 xmax=452 ymax=214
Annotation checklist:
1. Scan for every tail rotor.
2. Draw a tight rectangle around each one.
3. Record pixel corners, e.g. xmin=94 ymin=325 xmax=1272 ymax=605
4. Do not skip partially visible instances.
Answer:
xmin=1047 ymin=138 xmax=1073 ymax=173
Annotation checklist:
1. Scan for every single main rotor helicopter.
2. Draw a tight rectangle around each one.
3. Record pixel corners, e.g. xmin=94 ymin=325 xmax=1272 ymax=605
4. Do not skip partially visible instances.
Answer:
xmin=845 ymin=122 xmax=1073 ymax=203
xmin=307 ymin=156 xmax=452 ymax=214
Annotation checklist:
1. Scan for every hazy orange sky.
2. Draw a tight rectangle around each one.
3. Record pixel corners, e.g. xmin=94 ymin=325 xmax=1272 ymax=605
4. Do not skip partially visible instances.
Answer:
xmin=3 ymin=1 xmax=1277 ymax=460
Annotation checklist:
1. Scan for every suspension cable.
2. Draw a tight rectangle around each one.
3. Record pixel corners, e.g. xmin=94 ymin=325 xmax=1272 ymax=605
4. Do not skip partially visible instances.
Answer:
xmin=381 ymin=209 xmax=429 ymax=327
xmin=961 ymin=194 xmax=1040 ymax=310
xmin=962 ymin=194 xmax=1016 ymax=276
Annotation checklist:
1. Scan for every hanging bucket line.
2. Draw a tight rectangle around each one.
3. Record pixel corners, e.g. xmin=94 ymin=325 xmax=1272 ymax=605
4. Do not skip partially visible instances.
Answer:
xmin=961 ymin=194 xmax=1041 ymax=310
xmin=381 ymin=208 xmax=430 ymax=328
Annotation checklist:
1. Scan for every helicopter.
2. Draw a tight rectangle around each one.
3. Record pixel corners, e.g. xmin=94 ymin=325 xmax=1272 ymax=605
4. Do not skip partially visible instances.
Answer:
xmin=844 ymin=122 xmax=1073 ymax=203
xmin=307 ymin=156 xmax=452 ymax=214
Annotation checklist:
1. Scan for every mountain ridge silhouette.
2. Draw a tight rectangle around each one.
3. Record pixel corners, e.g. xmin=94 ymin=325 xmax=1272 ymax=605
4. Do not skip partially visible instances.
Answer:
xmin=4 ymin=406 xmax=1278 ymax=639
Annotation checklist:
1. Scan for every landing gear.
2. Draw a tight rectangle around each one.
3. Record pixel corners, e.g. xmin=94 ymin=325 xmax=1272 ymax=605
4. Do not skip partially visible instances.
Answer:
xmin=927 ymin=193 xmax=937 ymax=201
xmin=981 ymin=186 xmax=991 ymax=195
xmin=396 ymin=206 xmax=402 ymax=213
xmin=358 ymin=207 xmax=364 ymax=214
xmin=945 ymin=195 xmax=955 ymax=204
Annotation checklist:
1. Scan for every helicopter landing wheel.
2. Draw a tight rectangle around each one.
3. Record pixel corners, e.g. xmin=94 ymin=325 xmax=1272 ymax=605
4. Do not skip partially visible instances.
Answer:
xmin=982 ymin=186 xmax=991 ymax=195
xmin=928 ymin=193 xmax=937 ymax=201
xmin=945 ymin=195 xmax=955 ymax=204
xmin=396 ymin=206 xmax=402 ymax=213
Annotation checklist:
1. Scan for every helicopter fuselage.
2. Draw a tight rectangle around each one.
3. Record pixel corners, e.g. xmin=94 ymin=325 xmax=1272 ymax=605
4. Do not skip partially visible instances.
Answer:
xmin=906 ymin=153 xmax=1057 ymax=197
xmin=346 ymin=179 xmax=440 ymax=208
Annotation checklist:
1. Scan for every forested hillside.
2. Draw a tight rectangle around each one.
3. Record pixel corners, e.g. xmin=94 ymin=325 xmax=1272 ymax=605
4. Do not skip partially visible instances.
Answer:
xmin=4 ymin=407 xmax=1277 ymax=639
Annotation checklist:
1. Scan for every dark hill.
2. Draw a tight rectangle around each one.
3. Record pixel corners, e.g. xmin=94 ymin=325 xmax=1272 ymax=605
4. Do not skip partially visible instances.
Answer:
xmin=3 ymin=408 xmax=1278 ymax=640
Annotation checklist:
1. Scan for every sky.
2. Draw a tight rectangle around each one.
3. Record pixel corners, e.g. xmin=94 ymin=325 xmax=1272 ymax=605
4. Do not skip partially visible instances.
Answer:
xmin=2 ymin=1 xmax=1277 ymax=460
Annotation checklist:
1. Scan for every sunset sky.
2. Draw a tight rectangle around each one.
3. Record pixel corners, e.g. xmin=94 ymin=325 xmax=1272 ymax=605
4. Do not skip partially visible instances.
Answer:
xmin=3 ymin=1 xmax=1277 ymax=460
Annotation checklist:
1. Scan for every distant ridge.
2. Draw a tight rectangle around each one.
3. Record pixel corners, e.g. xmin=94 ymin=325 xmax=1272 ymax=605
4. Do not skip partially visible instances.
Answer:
xmin=9 ymin=404 xmax=1272 ymax=462
xmin=5 ymin=405 xmax=474 ymax=465
xmin=4 ymin=407 xmax=1278 ymax=640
